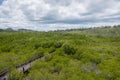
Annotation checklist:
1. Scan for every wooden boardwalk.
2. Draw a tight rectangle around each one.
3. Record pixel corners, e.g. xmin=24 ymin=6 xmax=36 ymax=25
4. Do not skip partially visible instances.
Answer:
xmin=0 ymin=53 xmax=44 ymax=80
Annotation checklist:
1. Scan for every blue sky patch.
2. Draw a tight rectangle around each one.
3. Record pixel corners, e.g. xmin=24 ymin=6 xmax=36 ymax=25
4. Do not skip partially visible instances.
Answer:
xmin=0 ymin=0 xmax=4 ymax=5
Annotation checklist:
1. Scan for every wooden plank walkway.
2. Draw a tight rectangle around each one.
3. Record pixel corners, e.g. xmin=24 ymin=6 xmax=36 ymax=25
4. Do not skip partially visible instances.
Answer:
xmin=0 ymin=53 xmax=44 ymax=80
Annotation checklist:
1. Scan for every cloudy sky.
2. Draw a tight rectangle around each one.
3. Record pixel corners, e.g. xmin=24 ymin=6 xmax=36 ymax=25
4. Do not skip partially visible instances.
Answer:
xmin=0 ymin=0 xmax=120 ymax=31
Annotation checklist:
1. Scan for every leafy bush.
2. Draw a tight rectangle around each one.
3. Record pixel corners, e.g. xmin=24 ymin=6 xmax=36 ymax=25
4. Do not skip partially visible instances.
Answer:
xmin=54 ymin=42 xmax=63 ymax=48
xmin=1 ymin=46 xmax=11 ymax=52
xmin=48 ymin=47 xmax=56 ymax=53
xmin=73 ymin=50 xmax=83 ymax=60
xmin=45 ymin=54 xmax=52 ymax=62
xmin=41 ymin=42 xmax=54 ymax=48
xmin=63 ymin=44 xmax=76 ymax=55
xmin=34 ymin=44 xmax=41 ymax=49
xmin=8 ymin=68 xmax=23 ymax=80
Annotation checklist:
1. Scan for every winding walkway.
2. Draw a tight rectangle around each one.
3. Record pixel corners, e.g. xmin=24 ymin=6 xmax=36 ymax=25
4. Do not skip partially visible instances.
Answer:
xmin=0 ymin=54 xmax=44 ymax=80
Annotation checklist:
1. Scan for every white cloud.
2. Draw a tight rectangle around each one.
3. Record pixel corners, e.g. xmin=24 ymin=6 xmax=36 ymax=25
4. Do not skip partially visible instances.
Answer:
xmin=0 ymin=0 xmax=120 ymax=31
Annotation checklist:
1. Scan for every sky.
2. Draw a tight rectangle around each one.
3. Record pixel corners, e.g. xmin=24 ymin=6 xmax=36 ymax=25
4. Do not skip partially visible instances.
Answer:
xmin=0 ymin=0 xmax=120 ymax=31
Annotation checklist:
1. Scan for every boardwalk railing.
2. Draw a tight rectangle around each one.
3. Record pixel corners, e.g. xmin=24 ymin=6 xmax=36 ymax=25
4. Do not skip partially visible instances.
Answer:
xmin=0 ymin=67 xmax=10 ymax=77
xmin=0 ymin=53 xmax=44 ymax=77
xmin=16 ymin=53 xmax=44 ymax=68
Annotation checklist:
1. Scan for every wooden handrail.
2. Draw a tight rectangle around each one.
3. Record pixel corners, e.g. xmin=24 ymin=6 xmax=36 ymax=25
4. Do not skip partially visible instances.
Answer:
xmin=0 ymin=53 xmax=44 ymax=76
xmin=0 ymin=67 xmax=10 ymax=77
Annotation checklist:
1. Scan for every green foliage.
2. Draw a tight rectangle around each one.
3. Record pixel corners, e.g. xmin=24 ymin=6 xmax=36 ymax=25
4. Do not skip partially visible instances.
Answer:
xmin=73 ymin=49 xmax=83 ymax=60
xmin=45 ymin=54 xmax=52 ymax=62
xmin=54 ymin=41 xmax=63 ymax=48
xmin=34 ymin=44 xmax=41 ymax=49
xmin=63 ymin=44 xmax=76 ymax=55
xmin=41 ymin=42 xmax=54 ymax=48
xmin=8 ymin=68 xmax=23 ymax=80
xmin=0 ymin=26 xmax=120 ymax=80
xmin=48 ymin=47 xmax=56 ymax=53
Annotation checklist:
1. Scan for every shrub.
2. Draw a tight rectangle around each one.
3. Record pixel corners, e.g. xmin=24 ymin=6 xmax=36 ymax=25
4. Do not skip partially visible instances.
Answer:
xmin=35 ymin=51 xmax=44 ymax=58
xmin=8 ymin=68 xmax=23 ymax=80
xmin=48 ymin=47 xmax=56 ymax=53
xmin=41 ymin=42 xmax=54 ymax=48
xmin=34 ymin=44 xmax=41 ymax=49
xmin=45 ymin=54 xmax=52 ymax=62
xmin=54 ymin=42 xmax=63 ymax=48
xmin=73 ymin=50 xmax=83 ymax=60
xmin=1 ymin=46 xmax=11 ymax=52
xmin=63 ymin=44 xmax=76 ymax=55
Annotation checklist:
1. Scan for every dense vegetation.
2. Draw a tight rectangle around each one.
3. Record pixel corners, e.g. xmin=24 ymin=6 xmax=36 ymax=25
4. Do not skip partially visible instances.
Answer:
xmin=0 ymin=26 xmax=120 ymax=80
